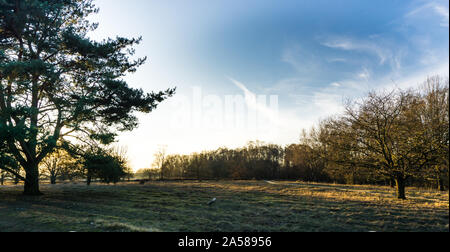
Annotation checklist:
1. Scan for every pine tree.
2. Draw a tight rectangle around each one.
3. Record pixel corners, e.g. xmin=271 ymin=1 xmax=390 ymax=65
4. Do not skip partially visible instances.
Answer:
xmin=0 ymin=0 xmax=175 ymax=195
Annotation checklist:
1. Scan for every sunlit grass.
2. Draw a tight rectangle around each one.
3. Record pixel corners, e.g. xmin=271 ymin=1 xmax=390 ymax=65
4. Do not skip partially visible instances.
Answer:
xmin=0 ymin=181 xmax=448 ymax=232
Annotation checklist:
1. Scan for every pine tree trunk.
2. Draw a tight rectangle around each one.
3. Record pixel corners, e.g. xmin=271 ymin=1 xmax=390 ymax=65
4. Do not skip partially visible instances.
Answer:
xmin=395 ymin=177 xmax=406 ymax=200
xmin=23 ymin=163 xmax=42 ymax=196
xmin=438 ymin=178 xmax=445 ymax=191
xmin=87 ymin=174 xmax=91 ymax=186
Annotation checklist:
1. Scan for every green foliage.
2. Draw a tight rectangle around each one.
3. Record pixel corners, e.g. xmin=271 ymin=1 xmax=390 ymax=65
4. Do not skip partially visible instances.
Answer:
xmin=83 ymin=148 xmax=128 ymax=184
xmin=0 ymin=123 xmax=21 ymax=178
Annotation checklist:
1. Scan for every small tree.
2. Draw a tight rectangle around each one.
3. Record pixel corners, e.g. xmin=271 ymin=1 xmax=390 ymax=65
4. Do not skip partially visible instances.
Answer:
xmin=83 ymin=148 xmax=129 ymax=185
xmin=40 ymin=149 xmax=75 ymax=184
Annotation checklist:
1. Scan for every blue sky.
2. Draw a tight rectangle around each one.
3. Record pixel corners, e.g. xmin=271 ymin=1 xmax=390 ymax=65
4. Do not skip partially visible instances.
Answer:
xmin=89 ymin=0 xmax=449 ymax=170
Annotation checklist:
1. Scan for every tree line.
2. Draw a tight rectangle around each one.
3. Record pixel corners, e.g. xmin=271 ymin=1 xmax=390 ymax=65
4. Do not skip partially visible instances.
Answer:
xmin=1 ymin=145 xmax=133 ymax=186
xmin=138 ymin=76 xmax=449 ymax=199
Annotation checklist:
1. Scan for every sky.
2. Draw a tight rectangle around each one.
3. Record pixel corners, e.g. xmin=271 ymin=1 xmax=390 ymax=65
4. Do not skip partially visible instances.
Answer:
xmin=87 ymin=0 xmax=449 ymax=171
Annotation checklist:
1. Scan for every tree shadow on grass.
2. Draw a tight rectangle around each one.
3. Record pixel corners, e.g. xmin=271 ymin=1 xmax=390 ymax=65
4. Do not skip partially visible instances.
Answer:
xmin=0 ymin=182 xmax=448 ymax=232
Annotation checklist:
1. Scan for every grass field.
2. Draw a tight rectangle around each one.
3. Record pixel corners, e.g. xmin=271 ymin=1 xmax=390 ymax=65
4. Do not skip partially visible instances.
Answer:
xmin=0 ymin=180 xmax=448 ymax=232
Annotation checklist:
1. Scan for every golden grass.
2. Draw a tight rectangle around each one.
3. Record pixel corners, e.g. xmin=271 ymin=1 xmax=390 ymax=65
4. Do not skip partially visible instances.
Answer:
xmin=0 ymin=180 xmax=448 ymax=232
xmin=164 ymin=180 xmax=449 ymax=209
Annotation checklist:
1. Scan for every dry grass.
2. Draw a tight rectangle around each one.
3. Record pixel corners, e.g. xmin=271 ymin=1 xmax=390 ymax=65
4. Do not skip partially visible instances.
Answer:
xmin=0 ymin=180 xmax=448 ymax=232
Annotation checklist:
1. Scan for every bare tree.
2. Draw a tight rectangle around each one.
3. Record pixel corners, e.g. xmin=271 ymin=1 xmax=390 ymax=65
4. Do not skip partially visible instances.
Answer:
xmin=41 ymin=151 xmax=62 ymax=185
xmin=152 ymin=145 xmax=167 ymax=180
xmin=419 ymin=76 xmax=449 ymax=191
xmin=344 ymin=89 xmax=433 ymax=199
xmin=41 ymin=149 xmax=78 ymax=184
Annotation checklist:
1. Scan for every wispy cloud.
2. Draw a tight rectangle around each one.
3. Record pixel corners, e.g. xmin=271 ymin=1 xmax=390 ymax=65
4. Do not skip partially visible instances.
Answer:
xmin=312 ymin=92 xmax=345 ymax=116
xmin=434 ymin=5 xmax=449 ymax=27
xmin=281 ymin=44 xmax=319 ymax=74
xmin=330 ymin=82 xmax=341 ymax=87
xmin=319 ymin=35 xmax=407 ymax=76
xmin=281 ymin=45 xmax=303 ymax=72
xmin=406 ymin=1 xmax=449 ymax=27
xmin=380 ymin=61 xmax=449 ymax=91
xmin=327 ymin=58 xmax=348 ymax=63
xmin=357 ymin=67 xmax=371 ymax=81
xmin=320 ymin=36 xmax=392 ymax=66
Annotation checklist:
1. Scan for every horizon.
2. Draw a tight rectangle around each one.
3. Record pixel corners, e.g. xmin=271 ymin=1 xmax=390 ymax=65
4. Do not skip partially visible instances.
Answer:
xmin=87 ymin=0 xmax=449 ymax=171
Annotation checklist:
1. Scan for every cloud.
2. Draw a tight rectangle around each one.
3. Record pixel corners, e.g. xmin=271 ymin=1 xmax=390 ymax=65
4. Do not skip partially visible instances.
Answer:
xmin=327 ymin=58 xmax=348 ymax=63
xmin=433 ymin=5 xmax=449 ymax=27
xmin=357 ymin=67 xmax=371 ymax=81
xmin=330 ymin=82 xmax=341 ymax=87
xmin=321 ymin=36 xmax=395 ymax=65
xmin=380 ymin=60 xmax=449 ymax=91
xmin=312 ymin=92 xmax=346 ymax=116
xmin=406 ymin=1 xmax=449 ymax=27
xmin=281 ymin=44 xmax=320 ymax=74
xmin=281 ymin=45 xmax=303 ymax=72
xmin=320 ymin=35 xmax=407 ymax=75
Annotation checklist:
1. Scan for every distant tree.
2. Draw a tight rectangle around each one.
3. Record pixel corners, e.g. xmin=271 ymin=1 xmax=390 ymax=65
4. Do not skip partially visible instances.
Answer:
xmin=152 ymin=146 xmax=167 ymax=180
xmin=83 ymin=147 xmax=129 ymax=185
xmin=40 ymin=148 xmax=80 ymax=184
xmin=110 ymin=146 xmax=133 ymax=181
xmin=419 ymin=76 xmax=449 ymax=191
xmin=209 ymin=148 xmax=231 ymax=179
xmin=40 ymin=149 xmax=65 ymax=184
xmin=0 ymin=0 xmax=175 ymax=195
xmin=284 ymin=142 xmax=328 ymax=182
xmin=191 ymin=153 xmax=207 ymax=181
xmin=135 ymin=168 xmax=155 ymax=180
xmin=162 ymin=155 xmax=185 ymax=179
xmin=58 ymin=157 xmax=83 ymax=182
